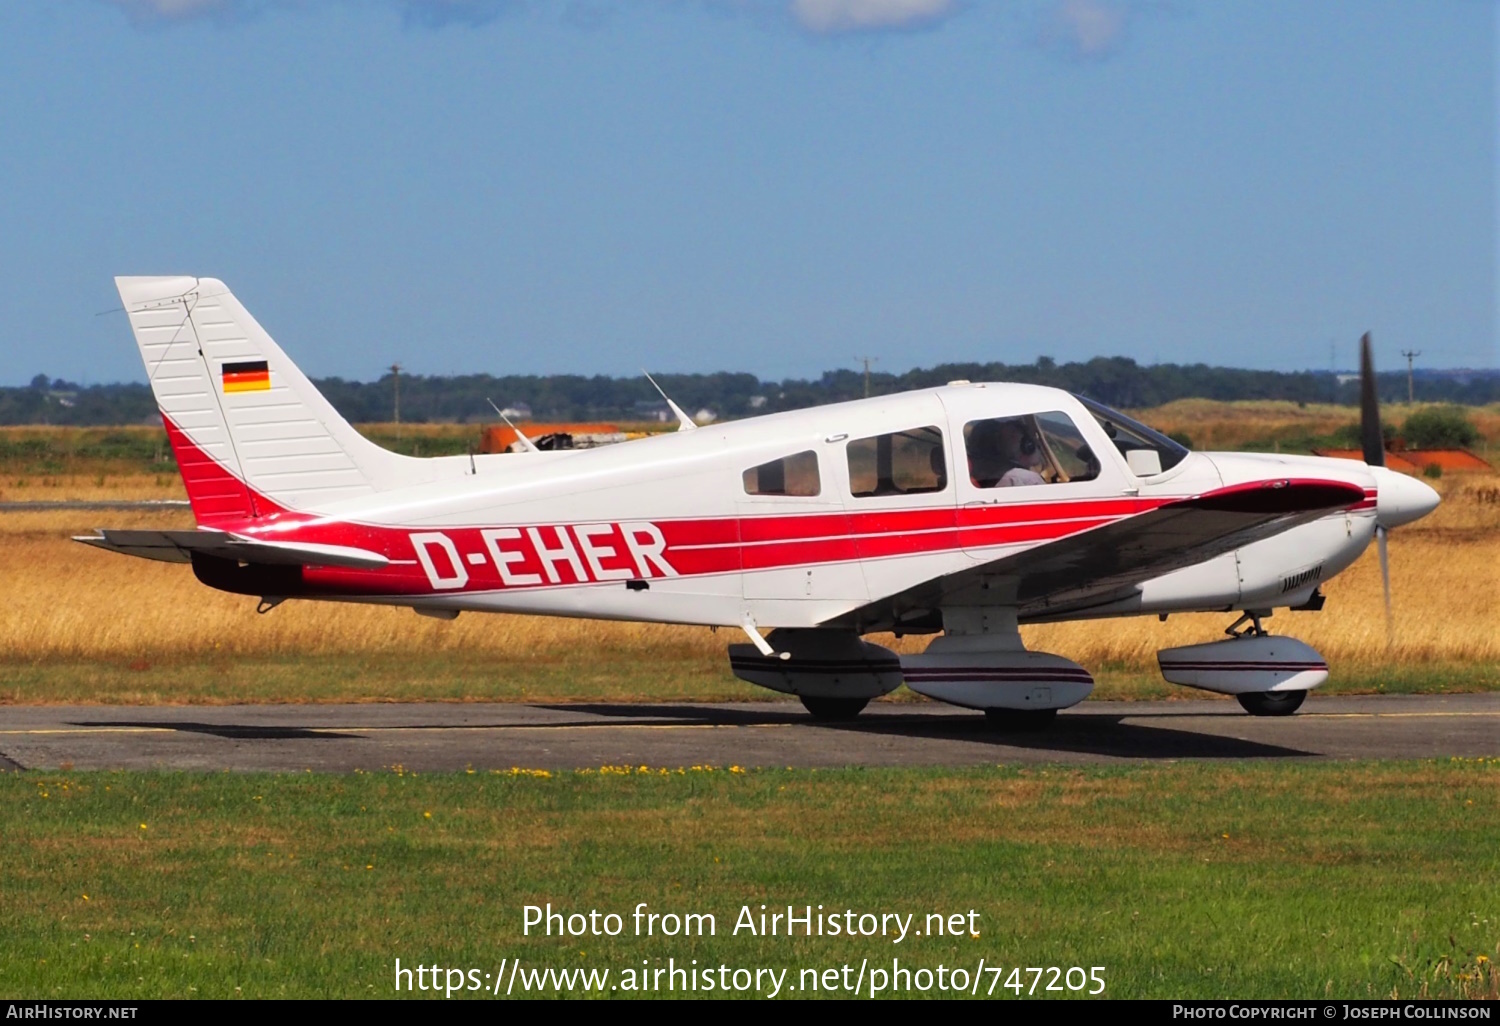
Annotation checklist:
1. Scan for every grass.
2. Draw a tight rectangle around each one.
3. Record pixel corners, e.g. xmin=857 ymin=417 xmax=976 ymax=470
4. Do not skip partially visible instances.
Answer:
xmin=0 ymin=761 xmax=1496 ymax=999
xmin=0 ymin=422 xmax=674 ymax=499
xmin=1128 ymin=399 xmax=1500 ymax=457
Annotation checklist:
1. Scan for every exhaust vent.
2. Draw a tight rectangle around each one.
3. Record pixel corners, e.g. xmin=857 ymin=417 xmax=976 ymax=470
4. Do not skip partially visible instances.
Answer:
xmin=1280 ymin=564 xmax=1323 ymax=594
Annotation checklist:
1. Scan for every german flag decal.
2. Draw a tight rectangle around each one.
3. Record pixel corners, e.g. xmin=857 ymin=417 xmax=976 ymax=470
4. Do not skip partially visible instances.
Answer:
xmin=222 ymin=360 xmax=270 ymax=393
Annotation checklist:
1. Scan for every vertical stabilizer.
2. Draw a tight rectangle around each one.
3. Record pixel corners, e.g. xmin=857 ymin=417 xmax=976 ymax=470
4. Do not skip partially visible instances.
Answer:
xmin=117 ymin=276 xmax=424 ymax=522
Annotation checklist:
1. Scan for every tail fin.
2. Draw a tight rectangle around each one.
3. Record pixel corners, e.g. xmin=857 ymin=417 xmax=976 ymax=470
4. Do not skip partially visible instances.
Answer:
xmin=117 ymin=276 xmax=417 ymax=522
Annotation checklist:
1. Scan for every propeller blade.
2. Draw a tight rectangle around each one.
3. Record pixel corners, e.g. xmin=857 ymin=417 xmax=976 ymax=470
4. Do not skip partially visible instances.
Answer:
xmin=1376 ymin=524 xmax=1393 ymax=645
xmin=1360 ymin=332 xmax=1385 ymax=468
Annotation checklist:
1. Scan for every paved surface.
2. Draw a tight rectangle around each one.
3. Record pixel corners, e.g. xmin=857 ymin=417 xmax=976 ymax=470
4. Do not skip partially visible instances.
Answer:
xmin=0 ymin=500 xmax=189 ymax=511
xmin=0 ymin=694 xmax=1495 ymax=772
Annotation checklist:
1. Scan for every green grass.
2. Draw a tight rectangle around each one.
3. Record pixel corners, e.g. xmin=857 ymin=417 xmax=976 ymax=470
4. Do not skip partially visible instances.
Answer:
xmin=0 ymin=428 xmax=174 ymax=476
xmin=3 ymin=655 xmax=1497 ymax=706
xmin=1 ymin=762 xmax=1497 ymax=999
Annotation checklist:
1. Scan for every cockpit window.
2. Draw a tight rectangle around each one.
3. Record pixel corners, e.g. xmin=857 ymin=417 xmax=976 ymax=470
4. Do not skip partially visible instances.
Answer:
xmin=965 ymin=412 xmax=1100 ymax=488
xmin=846 ymin=426 xmax=947 ymax=497
xmin=1073 ymin=395 xmax=1190 ymax=473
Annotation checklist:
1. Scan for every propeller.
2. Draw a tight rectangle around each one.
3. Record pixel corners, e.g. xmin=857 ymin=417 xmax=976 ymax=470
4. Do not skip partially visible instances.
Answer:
xmin=1358 ymin=332 xmax=1394 ymax=643
xmin=1359 ymin=332 xmax=1383 ymax=469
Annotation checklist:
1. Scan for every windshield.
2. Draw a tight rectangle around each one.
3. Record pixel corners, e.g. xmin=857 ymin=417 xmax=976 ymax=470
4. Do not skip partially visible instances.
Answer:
xmin=1073 ymin=395 xmax=1190 ymax=473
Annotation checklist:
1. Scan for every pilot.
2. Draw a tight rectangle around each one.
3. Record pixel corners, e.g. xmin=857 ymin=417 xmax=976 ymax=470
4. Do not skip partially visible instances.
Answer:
xmin=969 ymin=419 xmax=1046 ymax=488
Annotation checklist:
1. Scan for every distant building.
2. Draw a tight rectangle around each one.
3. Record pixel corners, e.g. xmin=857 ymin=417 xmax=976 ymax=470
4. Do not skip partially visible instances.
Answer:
xmin=499 ymin=403 xmax=532 ymax=421
xmin=633 ymin=400 xmax=672 ymax=422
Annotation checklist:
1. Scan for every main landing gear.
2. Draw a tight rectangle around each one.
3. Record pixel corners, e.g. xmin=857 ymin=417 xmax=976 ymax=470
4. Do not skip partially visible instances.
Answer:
xmin=983 ymin=707 xmax=1059 ymax=731
xmin=798 ymin=696 xmax=870 ymax=721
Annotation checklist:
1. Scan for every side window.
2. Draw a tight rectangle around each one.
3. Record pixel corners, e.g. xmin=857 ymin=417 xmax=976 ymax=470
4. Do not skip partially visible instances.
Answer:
xmin=964 ymin=412 xmax=1100 ymax=488
xmin=743 ymin=450 xmax=821 ymax=497
xmin=846 ymin=426 xmax=946 ymax=498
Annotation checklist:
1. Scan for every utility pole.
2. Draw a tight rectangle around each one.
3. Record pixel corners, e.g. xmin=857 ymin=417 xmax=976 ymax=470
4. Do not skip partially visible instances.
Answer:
xmin=1329 ymin=339 xmax=1337 ymax=402
xmin=390 ymin=363 xmax=402 ymax=439
xmin=1400 ymin=350 xmax=1421 ymax=405
xmin=855 ymin=356 xmax=878 ymax=399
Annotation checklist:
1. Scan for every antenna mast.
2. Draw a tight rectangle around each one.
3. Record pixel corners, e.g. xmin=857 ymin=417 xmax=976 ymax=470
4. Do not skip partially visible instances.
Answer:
xmin=390 ymin=363 xmax=403 ymax=439
xmin=1400 ymin=350 xmax=1421 ymax=405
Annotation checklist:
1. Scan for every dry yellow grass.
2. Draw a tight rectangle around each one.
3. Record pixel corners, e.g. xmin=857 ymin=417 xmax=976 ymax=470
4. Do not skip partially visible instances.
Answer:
xmin=2 ymin=475 xmax=1496 ymax=673
xmin=1131 ymin=399 xmax=1500 ymax=457
xmin=0 ymin=473 xmax=186 ymax=502
xmin=0 ymin=511 xmax=722 ymax=665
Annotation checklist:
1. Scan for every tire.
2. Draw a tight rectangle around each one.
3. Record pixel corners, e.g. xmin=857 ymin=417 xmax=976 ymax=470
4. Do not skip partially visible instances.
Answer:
xmin=983 ymin=707 xmax=1058 ymax=731
xmin=800 ymin=696 xmax=869 ymax=721
xmin=1235 ymin=690 xmax=1307 ymax=717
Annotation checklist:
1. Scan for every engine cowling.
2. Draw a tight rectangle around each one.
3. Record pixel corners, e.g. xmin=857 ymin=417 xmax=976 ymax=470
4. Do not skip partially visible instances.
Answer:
xmin=1157 ymin=634 xmax=1328 ymax=695
xmin=727 ymin=629 xmax=903 ymax=699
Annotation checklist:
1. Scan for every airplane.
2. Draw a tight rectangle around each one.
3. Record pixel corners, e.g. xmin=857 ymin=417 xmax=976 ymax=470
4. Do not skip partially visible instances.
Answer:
xmin=78 ymin=276 xmax=1441 ymax=726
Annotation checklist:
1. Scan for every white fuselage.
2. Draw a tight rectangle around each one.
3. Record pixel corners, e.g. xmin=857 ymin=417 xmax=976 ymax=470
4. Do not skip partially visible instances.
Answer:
xmin=222 ymin=383 xmax=1384 ymax=630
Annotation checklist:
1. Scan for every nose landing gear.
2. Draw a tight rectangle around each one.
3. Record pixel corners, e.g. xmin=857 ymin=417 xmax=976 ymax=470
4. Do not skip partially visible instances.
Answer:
xmin=1157 ymin=611 xmax=1327 ymax=716
xmin=1234 ymin=690 xmax=1307 ymax=716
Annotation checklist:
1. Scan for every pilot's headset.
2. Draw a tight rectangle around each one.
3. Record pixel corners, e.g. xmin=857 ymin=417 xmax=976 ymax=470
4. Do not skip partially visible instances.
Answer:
xmin=1005 ymin=421 xmax=1038 ymax=459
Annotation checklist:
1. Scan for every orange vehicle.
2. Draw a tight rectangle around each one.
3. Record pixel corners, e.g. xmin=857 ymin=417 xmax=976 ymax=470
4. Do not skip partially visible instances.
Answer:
xmin=480 ymin=423 xmax=629 ymax=453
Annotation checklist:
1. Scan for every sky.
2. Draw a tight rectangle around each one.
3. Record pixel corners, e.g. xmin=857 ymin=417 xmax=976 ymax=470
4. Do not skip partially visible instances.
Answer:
xmin=0 ymin=0 xmax=1494 ymax=386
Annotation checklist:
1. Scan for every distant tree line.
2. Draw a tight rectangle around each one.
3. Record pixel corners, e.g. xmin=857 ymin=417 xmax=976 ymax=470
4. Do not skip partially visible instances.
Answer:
xmin=4 ymin=359 xmax=1498 ymax=426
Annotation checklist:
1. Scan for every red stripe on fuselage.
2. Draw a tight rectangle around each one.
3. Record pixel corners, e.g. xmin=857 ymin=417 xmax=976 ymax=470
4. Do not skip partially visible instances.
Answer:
xmin=159 ymin=412 xmax=1371 ymax=599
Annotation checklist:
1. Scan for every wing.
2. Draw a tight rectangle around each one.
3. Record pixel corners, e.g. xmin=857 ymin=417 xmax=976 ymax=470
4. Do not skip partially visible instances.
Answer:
xmin=74 ymin=529 xmax=388 ymax=570
xmin=828 ymin=478 xmax=1366 ymax=631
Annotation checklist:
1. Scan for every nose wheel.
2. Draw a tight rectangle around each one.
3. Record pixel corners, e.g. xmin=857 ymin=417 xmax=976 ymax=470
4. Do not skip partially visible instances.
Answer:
xmin=1235 ymin=690 xmax=1306 ymax=717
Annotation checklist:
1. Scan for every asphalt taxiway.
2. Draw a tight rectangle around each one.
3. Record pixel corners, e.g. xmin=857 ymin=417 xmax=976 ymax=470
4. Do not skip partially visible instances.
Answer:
xmin=0 ymin=693 xmax=1494 ymax=772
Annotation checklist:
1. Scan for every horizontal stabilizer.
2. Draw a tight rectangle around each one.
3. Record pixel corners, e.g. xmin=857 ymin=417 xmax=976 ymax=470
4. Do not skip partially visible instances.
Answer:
xmin=74 ymin=529 xmax=389 ymax=570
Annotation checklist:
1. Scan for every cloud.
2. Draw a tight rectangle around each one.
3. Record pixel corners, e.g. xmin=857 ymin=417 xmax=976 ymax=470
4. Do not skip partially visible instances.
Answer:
xmin=103 ymin=0 xmax=238 ymax=20
xmin=789 ymin=0 xmax=957 ymax=34
xmin=101 ymin=0 xmax=962 ymax=35
xmin=1037 ymin=0 xmax=1167 ymax=61
xmin=98 ymin=0 xmax=523 ymax=27
xmin=397 ymin=0 xmax=523 ymax=28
